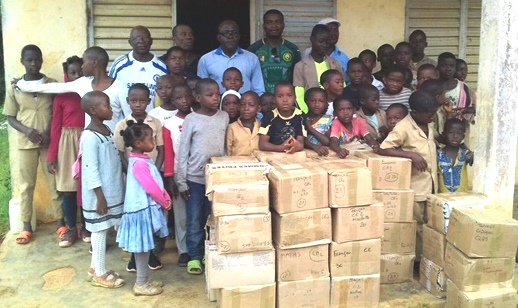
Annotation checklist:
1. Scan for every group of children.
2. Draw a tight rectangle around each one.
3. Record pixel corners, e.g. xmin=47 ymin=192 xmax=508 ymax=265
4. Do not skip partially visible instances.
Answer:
xmin=4 ymin=26 xmax=475 ymax=295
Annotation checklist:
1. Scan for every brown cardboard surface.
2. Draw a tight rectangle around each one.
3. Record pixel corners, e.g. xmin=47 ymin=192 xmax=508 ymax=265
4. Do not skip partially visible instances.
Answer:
xmin=372 ymin=189 xmax=415 ymax=222
xmin=426 ymin=193 xmax=490 ymax=234
xmin=446 ymin=279 xmax=518 ymax=308
xmin=423 ymin=224 xmax=447 ymax=268
xmin=353 ymin=152 xmax=412 ymax=190
xmin=218 ymin=283 xmax=275 ymax=308
xmin=276 ymin=244 xmax=329 ymax=282
xmin=210 ymin=156 xmax=259 ymax=163
xmin=329 ymin=239 xmax=381 ymax=277
xmin=272 ymin=208 xmax=332 ymax=249
xmin=205 ymin=242 xmax=275 ymax=289
xmin=205 ymin=163 xmax=270 ymax=190
xmin=331 ymin=204 xmax=384 ymax=243
xmin=215 ymin=213 xmax=272 ymax=254
xmin=252 ymin=150 xmax=307 ymax=163
xmin=318 ymin=164 xmax=372 ymax=207
xmin=381 ymin=222 xmax=416 ymax=254
xmin=277 ymin=278 xmax=330 ymax=308
xmin=443 ymin=243 xmax=514 ymax=291
xmin=446 ymin=207 xmax=518 ymax=258
xmin=419 ymin=256 xmax=447 ymax=299
xmin=267 ymin=162 xmax=329 ymax=214
xmin=209 ymin=180 xmax=270 ymax=216
xmin=380 ymin=253 xmax=415 ymax=284
xmin=330 ymin=274 xmax=380 ymax=308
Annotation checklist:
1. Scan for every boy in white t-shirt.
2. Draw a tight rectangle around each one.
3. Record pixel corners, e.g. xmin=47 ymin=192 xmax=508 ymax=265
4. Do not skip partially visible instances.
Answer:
xmin=148 ymin=75 xmax=178 ymax=125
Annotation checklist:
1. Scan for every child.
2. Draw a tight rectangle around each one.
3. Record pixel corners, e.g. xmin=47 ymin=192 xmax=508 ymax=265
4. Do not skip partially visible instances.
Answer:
xmin=176 ymin=78 xmax=229 ymax=274
xmin=379 ymin=90 xmax=439 ymax=263
xmin=437 ymin=52 xmax=474 ymax=116
xmin=379 ymin=66 xmax=412 ymax=110
xmin=455 ymin=59 xmax=468 ymax=82
xmin=162 ymin=83 xmax=193 ymax=267
xmin=385 ymin=103 xmax=409 ymax=132
xmin=416 ymin=64 xmax=438 ymax=90
xmin=221 ymin=90 xmax=241 ymax=124
xmin=222 ymin=67 xmax=244 ymax=92
xmin=4 ymin=44 xmax=64 ymax=244
xmin=186 ymin=76 xmax=201 ymax=111
xmin=373 ymin=44 xmax=394 ymax=82
xmin=226 ymin=91 xmax=261 ymax=156
xmin=420 ymin=79 xmax=449 ymax=134
xmin=80 ymin=91 xmax=124 ymax=288
xmin=329 ymin=97 xmax=380 ymax=158
xmin=409 ymin=30 xmax=437 ymax=76
xmin=47 ymin=56 xmax=88 ymax=247
xmin=149 ymin=75 xmax=178 ymax=124
xmin=259 ymin=81 xmax=306 ymax=153
xmin=116 ymin=121 xmax=171 ymax=296
xmin=359 ymin=49 xmax=384 ymax=90
xmin=394 ymin=42 xmax=413 ymax=73
xmin=356 ymin=85 xmax=388 ymax=142
xmin=259 ymin=92 xmax=275 ymax=119
xmin=320 ymin=69 xmax=344 ymax=115
xmin=114 ymin=83 xmax=164 ymax=173
xmin=304 ymin=87 xmax=333 ymax=156
xmin=342 ymin=58 xmax=367 ymax=110
xmin=437 ymin=118 xmax=471 ymax=193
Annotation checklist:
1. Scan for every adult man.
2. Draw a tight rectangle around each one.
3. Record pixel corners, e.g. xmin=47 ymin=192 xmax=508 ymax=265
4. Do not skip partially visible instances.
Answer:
xmin=197 ymin=20 xmax=265 ymax=95
xmin=302 ymin=18 xmax=350 ymax=83
xmin=248 ymin=9 xmax=301 ymax=94
xmin=109 ymin=25 xmax=168 ymax=116
xmin=160 ymin=24 xmax=199 ymax=76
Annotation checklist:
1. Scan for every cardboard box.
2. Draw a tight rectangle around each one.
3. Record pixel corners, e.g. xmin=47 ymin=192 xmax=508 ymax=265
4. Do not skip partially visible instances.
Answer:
xmin=218 ymin=283 xmax=275 ymax=308
xmin=381 ymin=222 xmax=416 ymax=254
xmin=330 ymin=274 xmax=380 ymax=308
xmin=372 ymin=190 xmax=414 ymax=222
xmin=205 ymin=242 xmax=275 ymax=289
xmin=210 ymin=156 xmax=258 ymax=163
xmin=446 ymin=208 xmax=518 ymax=258
xmin=277 ymin=278 xmax=330 ymax=308
xmin=208 ymin=180 xmax=269 ymax=216
xmin=253 ymin=150 xmax=307 ymax=163
xmin=353 ymin=152 xmax=412 ymax=190
xmin=267 ymin=162 xmax=329 ymax=214
xmin=205 ymin=163 xmax=270 ymax=189
xmin=422 ymin=224 xmax=447 ymax=267
xmin=446 ymin=279 xmax=518 ymax=308
xmin=215 ymin=213 xmax=272 ymax=254
xmin=426 ymin=193 xmax=490 ymax=234
xmin=443 ymin=243 xmax=514 ymax=291
xmin=272 ymin=208 xmax=332 ymax=249
xmin=380 ymin=253 xmax=415 ymax=284
xmin=331 ymin=204 xmax=384 ymax=243
xmin=318 ymin=163 xmax=372 ymax=207
xmin=419 ymin=256 xmax=447 ymax=298
xmin=204 ymin=268 xmax=218 ymax=302
xmin=276 ymin=244 xmax=329 ymax=282
xmin=329 ymin=239 xmax=381 ymax=277
xmin=304 ymin=149 xmax=369 ymax=165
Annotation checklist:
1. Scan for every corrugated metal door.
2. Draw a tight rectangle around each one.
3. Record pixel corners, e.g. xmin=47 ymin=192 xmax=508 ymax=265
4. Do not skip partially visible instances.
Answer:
xmin=89 ymin=0 xmax=173 ymax=63
xmin=406 ymin=0 xmax=481 ymax=88
xmin=255 ymin=0 xmax=335 ymax=50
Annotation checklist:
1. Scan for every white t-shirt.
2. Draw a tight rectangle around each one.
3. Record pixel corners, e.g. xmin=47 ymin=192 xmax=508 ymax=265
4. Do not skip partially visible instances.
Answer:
xmin=148 ymin=106 xmax=178 ymax=125
xmin=163 ymin=114 xmax=186 ymax=170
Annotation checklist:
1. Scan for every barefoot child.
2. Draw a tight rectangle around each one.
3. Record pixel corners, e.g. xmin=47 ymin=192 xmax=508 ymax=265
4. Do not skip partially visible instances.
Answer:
xmin=329 ymin=97 xmax=380 ymax=158
xmin=259 ymin=81 xmax=305 ymax=153
xmin=304 ymin=87 xmax=333 ymax=156
xmin=116 ymin=120 xmax=171 ymax=296
xmin=226 ymin=91 xmax=261 ymax=156
xmin=80 ymin=91 xmax=125 ymax=288
xmin=221 ymin=90 xmax=241 ymax=124
xmin=356 ymin=84 xmax=388 ymax=142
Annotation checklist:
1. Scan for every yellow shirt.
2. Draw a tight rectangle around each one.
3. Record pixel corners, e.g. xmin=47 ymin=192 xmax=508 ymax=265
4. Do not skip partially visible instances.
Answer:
xmin=3 ymin=76 xmax=56 ymax=149
xmin=226 ymin=118 xmax=260 ymax=156
xmin=114 ymin=114 xmax=164 ymax=162
xmin=380 ymin=114 xmax=438 ymax=201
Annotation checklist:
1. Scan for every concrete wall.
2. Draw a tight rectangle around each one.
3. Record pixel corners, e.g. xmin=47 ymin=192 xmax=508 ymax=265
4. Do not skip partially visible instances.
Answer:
xmin=2 ymin=0 xmax=88 ymax=223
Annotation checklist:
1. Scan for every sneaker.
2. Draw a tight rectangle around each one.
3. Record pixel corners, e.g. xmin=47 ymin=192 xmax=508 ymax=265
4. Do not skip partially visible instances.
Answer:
xmin=148 ymin=279 xmax=164 ymax=288
xmin=126 ymin=253 xmax=136 ymax=272
xmin=177 ymin=253 xmax=190 ymax=267
xmin=59 ymin=227 xmax=78 ymax=247
xmin=133 ymin=281 xmax=163 ymax=296
xmin=148 ymin=252 xmax=162 ymax=270
xmin=80 ymin=227 xmax=91 ymax=243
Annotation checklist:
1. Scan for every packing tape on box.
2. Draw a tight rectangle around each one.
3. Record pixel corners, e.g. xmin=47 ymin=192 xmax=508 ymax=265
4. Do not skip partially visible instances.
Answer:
xmin=350 ymin=241 xmax=361 ymax=276
xmin=400 ymin=192 xmax=412 ymax=220
xmin=347 ymin=172 xmax=358 ymax=205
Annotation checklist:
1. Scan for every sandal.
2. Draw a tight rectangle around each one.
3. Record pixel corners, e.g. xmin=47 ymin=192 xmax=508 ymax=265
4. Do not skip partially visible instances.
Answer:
xmin=86 ymin=268 xmax=121 ymax=282
xmin=90 ymin=271 xmax=125 ymax=288
xmin=133 ymin=281 xmax=163 ymax=296
xmin=56 ymin=226 xmax=69 ymax=240
xmin=15 ymin=230 xmax=32 ymax=244
xmin=187 ymin=260 xmax=203 ymax=275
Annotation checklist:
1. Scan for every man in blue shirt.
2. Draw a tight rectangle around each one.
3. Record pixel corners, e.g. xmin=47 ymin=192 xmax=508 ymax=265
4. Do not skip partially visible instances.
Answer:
xmin=197 ymin=20 xmax=265 ymax=95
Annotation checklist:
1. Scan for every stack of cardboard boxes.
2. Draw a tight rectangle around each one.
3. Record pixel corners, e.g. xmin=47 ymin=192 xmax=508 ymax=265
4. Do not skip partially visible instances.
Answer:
xmin=420 ymin=193 xmax=491 ymax=298
xmin=444 ymin=207 xmax=518 ymax=307
xmin=204 ymin=161 xmax=276 ymax=307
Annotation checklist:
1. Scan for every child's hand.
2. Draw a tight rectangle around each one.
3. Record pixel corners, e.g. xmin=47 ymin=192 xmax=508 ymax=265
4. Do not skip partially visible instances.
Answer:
xmin=96 ymin=197 xmax=108 ymax=215
xmin=180 ymin=190 xmax=190 ymax=201
xmin=315 ymin=145 xmax=329 ymax=156
xmin=409 ymin=152 xmax=427 ymax=172
xmin=371 ymin=143 xmax=380 ymax=153
xmin=286 ymin=138 xmax=303 ymax=154
xmin=283 ymin=136 xmax=295 ymax=152
xmin=171 ymin=181 xmax=179 ymax=198
xmin=26 ymin=128 xmax=42 ymax=144
xmin=165 ymin=200 xmax=172 ymax=211
xmin=40 ymin=131 xmax=50 ymax=147
xmin=47 ymin=162 xmax=57 ymax=175
xmin=378 ymin=126 xmax=389 ymax=135
xmin=337 ymin=148 xmax=350 ymax=159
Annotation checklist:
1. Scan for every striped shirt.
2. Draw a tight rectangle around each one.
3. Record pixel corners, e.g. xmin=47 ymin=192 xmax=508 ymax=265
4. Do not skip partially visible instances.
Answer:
xmin=379 ymin=87 xmax=412 ymax=111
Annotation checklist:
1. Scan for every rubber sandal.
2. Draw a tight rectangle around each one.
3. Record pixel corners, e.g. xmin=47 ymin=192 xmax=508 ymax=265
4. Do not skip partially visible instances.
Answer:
xmin=86 ymin=268 xmax=120 ymax=282
xmin=91 ymin=272 xmax=125 ymax=289
xmin=15 ymin=230 xmax=32 ymax=244
xmin=187 ymin=260 xmax=203 ymax=275
xmin=56 ymin=226 xmax=69 ymax=240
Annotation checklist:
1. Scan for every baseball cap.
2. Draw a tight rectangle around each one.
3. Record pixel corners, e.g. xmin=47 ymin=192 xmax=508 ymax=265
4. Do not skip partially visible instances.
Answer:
xmin=318 ymin=18 xmax=341 ymax=27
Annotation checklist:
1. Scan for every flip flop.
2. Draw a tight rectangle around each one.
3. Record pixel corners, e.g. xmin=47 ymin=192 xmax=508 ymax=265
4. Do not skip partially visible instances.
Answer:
xmin=15 ymin=230 xmax=32 ymax=244
xmin=187 ymin=260 xmax=203 ymax=275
